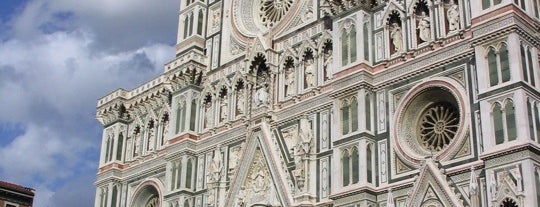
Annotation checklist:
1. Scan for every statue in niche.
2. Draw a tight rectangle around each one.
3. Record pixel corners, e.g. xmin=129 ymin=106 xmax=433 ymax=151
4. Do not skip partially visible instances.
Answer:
xmin=220 ymin=97 xmax=228 ymax=122
xmin=205 ymin=103 xmax=213 ymax=128
xmin=134 ymin=132 xmax=141 ymax=156
xmin=251 ymin=165 xmax=268 ymax=193
xmin=304 ymin=59 xmax=315 ymax=88
xmin=286 ymin=69 xmax=295 ymax=96
xmin=236 ymin=89 xmax=245 ymax=115
xmin=447 ymin=1 xmax=460 ymax=32
xmin=390 ymin=23 xmax=403 ymax=52
xmin=513 ymin=166 xmax=522 ymax=192
xmin=292 ymin=118 xmax=312 ymax=190
xmin=228 ymin=143 xmax=244 ymax=171
xmin=254 ymin=86 xmax=268 ymax=106
xmin=469 ymin=167 xmax=478 ymax=196
xmin=417 ymin=11 xmax=431 ymax=42
xmin=323 ymin=50 xmax=333 ymax=81
xmin=209 ymin=145 xmax=223 ymax=182
xmin=207 ymin=188 xmax=215 ymax=206
xmin=490 ymin=172 xmax=497 ymax=198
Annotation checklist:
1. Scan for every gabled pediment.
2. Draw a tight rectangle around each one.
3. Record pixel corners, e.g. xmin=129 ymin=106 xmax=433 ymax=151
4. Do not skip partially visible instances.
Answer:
xmin=225 ymin=128 xmax=292 ymax=207
xmin=408 ymin=160 xmax=464 ymax=207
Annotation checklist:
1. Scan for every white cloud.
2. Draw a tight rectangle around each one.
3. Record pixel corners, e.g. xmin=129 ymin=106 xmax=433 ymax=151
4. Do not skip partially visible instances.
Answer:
xmin=0 ymin=0 xmax=177 ymax=206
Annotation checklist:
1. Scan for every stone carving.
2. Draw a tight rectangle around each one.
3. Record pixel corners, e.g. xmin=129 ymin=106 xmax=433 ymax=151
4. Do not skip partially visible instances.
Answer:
xmin=228 ymin=143 xmax=244 ymax=173
xmin=417 ymin=12 xmax=431 ymax=42
xmin=513 ymin=165 xmax=522 ymax=192
xmin=208 ymin=145 xmax=223 ymax=182
xmin=207 ymin=187 xmax=215 ymax=206
xmin=490 ymin=171 xmax=497 ymax=198
xmin=286 ymin=69 xmax=295 ymax=96
xmin=387 ymin=188 xmax=395 ymax=207
xmin=304 ymin=59 xmax=315 ymax=88
xmin=469 ymin=167 xmax=478 ymax=196
xmin=283 ymin=128 xmax=298 ymax=154
xmin=220 ymin=98 xmax=228 ymax=122
xmin=237 ymin=148 xmax=280 ymax=206
xmin=259 ymin=0 xmax=294 ymax=28
xmin=323 ymin=50 xmax=333 ymax=81
xmin=212 ymin=10 xmax=221 ymax=30
xmin=205 ymin=103 xmax=214 ymax=128
xmin=236 ymin=89 xmax=245 ymax=115
xmin=254 ymin=86 xmax=268 ymax=106
xmin=379 ymin=141 xmax=387 ymax=183
xmin=390 ymin=23 xmax=403 ymax=53
xmin=447 ymin=1 xmax=459 ymax=32
xmin=292 ymin=118 xmax=312 ymax=191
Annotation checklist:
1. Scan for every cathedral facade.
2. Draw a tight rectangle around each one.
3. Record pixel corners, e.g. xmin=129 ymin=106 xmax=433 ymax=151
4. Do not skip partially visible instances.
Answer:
xmin=94 ymin=0 xmax=540 ymax=206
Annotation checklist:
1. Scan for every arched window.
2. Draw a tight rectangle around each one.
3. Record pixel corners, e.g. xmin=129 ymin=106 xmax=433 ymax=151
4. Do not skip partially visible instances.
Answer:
xmin=488 ymin=47 xmax=498 ymax=87
xmin=350 ymin=25 xmax=357 ymax=63
xmin=341 ymin=22 xmax=357 ymax=66
xmin=342 ymin=101 xmax=350 ymax=134
xmin=116 ymin=133 xmax=123 ymax=161
xmin=482 ymin=0 xmax=490 ymax=10
xmin=351 ymin=147 xmax=359 ymax=184
xmin=493 ymin=103 xmax=504 ymax=144
xmin=505 ymin=101 xmax=516 ymax=141
xmin=365 ymin=93 xmax=372 ymax=131
xmin=533 ymin=104 xmax=540 ymax=142
xmin=111 ymin=186 xmax=118 ymax=207
xmin=528 ymin=101 xmax=535 ymax=141
xmin=100 ymin=188 xmax=108 ymax=207
xmin=190 ymin=100 xmax=197 ymax=131
xmin=363 ymin=22 xmax=370 ymax=61
xmin=342 ymin=150 xmax=350 ymax=186
xmin=521 ymin=45 xmax=529 ymax=82
xmin=105 ymin=136 xmax=111 ymax=162
xmin=341 ymin=29 xmax=348 ymax=66
xmin=367 ymin=144 xmax=373 ymax=184
xmin=176 ymin=100 xmax=186 ymax=134
xmin=527 ymin=48 xmax=535 ymax=86
xmin=185 ymin=159 xmax=193 ymax=189
xmin=500 ymin=44 xmax=511 ymax=82
xmin=184 ymin=199 xmax=191 ymax=207
xmin=351 ymin=98 xmax=358 ymax=132
xmin=197 ymin=11 xmax=204 ymax=35
xmin=536 ymin=170 xmax=540 ymax=205
xmin=183 ymin=16 xmax=189 ymax=39
xmin=534 ymin=0 xmax=540 ymax=18
xmin=171 ymin=162 xmax=177 ymax=190
xmin=188 ymin=13 xmax=194 ymax=36
xmin=176 ymin=161 xmax=182 ymax=189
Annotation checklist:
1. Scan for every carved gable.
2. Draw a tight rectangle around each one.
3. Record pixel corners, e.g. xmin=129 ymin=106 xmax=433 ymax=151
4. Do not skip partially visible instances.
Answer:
xmin=408 ymin=160 xmax=464 ymax=207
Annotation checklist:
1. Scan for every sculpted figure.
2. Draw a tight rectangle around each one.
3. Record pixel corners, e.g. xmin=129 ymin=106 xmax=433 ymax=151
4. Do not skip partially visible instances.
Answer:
xmin=209 ymin=146 xmax=223 ymax=182
xmin=236 ymin=90 xmax=245 ymax=115
xmin=205 ymin=104 xmax=214 ymax=128
xmin=304 ymin=59 xmax=315 ymax=87
xmin=469 ymin=167 xmax=478 ymax=195
xmin=254 ymin=86 xmax=268 ymax=106
xmin=390 ymin=23 xmax=403 ymax=52
xmin=447 ymin=1 xmax=459 ymax=31
xmin=417 ymin=11 xmax=431 ymax=42
xmin=220 ymin=98 xmax=228 ymax=122
xmin=286 ymin=69 xmax=295 ymax=96
xmin=323 ymin=50 xmax=333 ymax=81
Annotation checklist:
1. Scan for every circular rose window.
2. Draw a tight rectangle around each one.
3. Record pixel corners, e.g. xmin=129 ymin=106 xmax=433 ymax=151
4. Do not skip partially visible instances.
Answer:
xmin=259 ymin=0 xmax=294 ymax=28
xmin=393 ymin=78 xmax=468 ymax=162
xmin=231 ymin=0 xmax=299 ymax=38
xmin=417 ymin=102 xmax=459 ymax=152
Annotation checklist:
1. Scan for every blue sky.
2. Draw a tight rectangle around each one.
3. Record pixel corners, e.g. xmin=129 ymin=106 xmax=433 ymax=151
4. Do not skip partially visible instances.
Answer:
xmin=0 ymin=0 xmax=178 ymax=206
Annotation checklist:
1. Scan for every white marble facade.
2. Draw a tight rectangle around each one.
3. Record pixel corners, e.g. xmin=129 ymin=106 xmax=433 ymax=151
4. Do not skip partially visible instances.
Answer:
xmin=95 ymin=0 xmax=540 ymax=207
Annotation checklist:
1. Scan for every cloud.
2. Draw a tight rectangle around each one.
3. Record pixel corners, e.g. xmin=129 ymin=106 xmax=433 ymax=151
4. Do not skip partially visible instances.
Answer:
xmin=0 ymin=0 xmax=177 ymax=206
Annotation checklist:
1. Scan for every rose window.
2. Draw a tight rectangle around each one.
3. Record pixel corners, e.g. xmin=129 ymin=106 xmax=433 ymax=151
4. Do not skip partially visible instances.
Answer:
xmin=417 ymin=102 xmax=459 ymax=152
xmin=259 ymin=0 xmax=294 ymax=28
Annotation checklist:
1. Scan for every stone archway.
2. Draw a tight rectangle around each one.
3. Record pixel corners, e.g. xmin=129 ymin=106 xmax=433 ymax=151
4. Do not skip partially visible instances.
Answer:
xmin=131 ymin=184 xmax=161 ymax=207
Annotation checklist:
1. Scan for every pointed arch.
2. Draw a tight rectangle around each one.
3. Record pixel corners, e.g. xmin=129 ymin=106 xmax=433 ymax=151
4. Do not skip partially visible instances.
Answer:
xmin=504 ymin=99 xmax=516 ymax=141
xmin=351 ymin=146 xmax=359 ymax=184
xmin=493 ymin=102 xmax=504 ymax=144
xmin=367 ymin=143 xmax=374 ymax=184
xmin=342 ymin=149 xmax=350 ymax=186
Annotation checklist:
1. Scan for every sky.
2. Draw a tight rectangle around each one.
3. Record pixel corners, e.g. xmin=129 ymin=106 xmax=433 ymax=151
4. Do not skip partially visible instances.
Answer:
xmin=0 ymin=0 xmax=179 ymax=206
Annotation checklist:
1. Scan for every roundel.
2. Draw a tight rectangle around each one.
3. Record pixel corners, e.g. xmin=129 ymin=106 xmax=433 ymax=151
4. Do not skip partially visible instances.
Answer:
xmin=393 ymin=78 xmax=469 ymax=162
xmin=231 ymin=0 xmax=299 ymax=38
